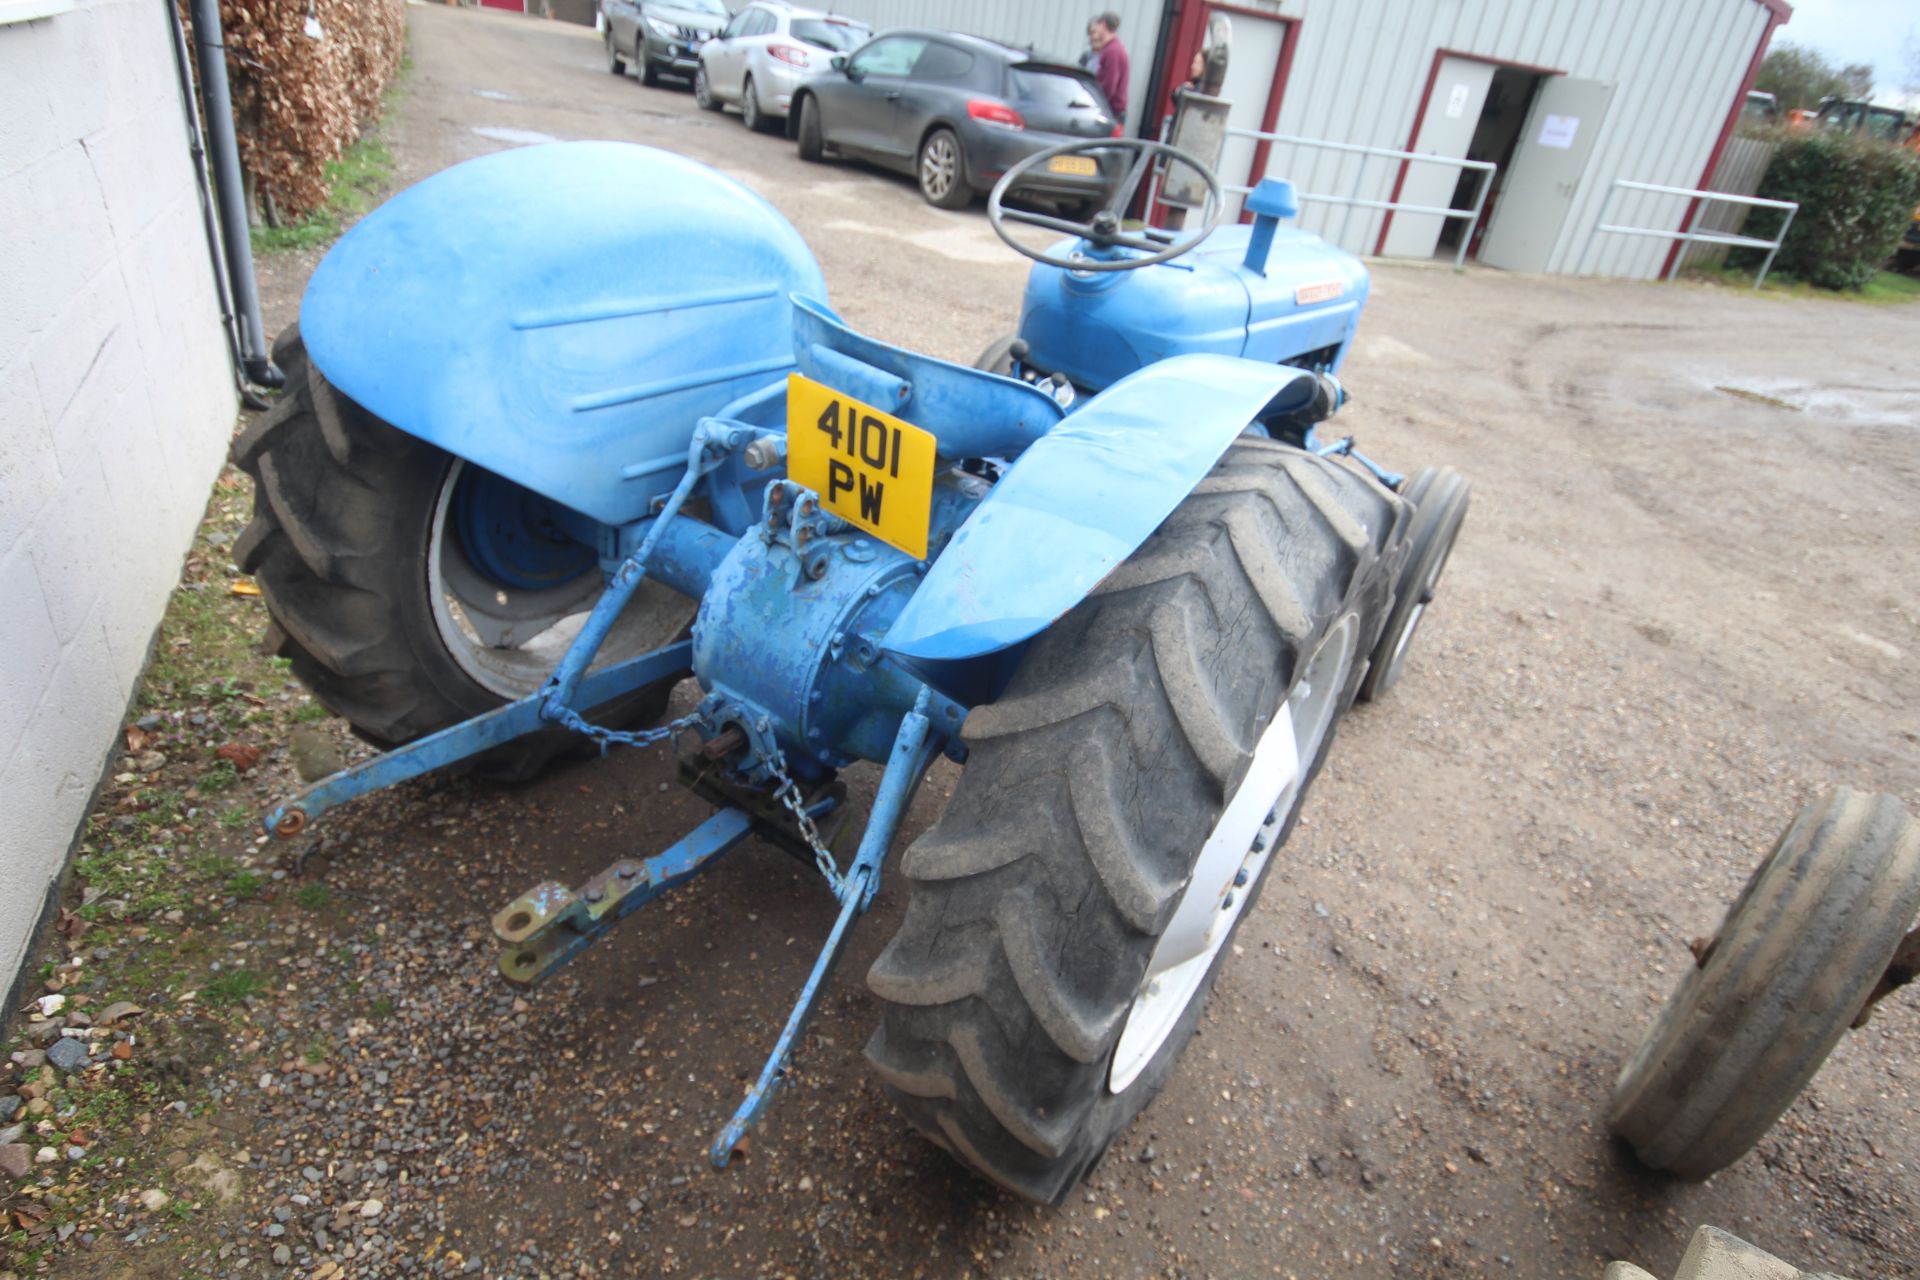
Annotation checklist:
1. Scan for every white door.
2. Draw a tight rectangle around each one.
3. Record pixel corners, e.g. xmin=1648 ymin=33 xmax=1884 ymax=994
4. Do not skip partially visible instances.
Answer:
xmin=1380 ymin=57 xmax=1494 ymax=259
xmin=1478 ymin=76 xmax=1613 ymax=273
xmin=1209 ymin=11 xmax=1287 ymax=221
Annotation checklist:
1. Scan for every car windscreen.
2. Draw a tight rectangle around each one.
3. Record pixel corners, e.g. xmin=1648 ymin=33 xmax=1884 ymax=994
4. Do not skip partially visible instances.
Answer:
xmin=672 ymin=0 xmax=728 ymax=12
xmin=792 ymin=19 xmax=867 ymax=51
xmin=1010 ymin=64 xmax=1106 ymax=112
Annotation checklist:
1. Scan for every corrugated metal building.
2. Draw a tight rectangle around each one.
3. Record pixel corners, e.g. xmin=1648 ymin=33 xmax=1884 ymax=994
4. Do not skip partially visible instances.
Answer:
xmin=817 ymin=0 xmax=1788 ymax=280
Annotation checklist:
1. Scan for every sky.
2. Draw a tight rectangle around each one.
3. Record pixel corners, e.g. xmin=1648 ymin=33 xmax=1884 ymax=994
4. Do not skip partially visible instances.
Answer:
xmin=1773 ymin=0 xmax=1919 ymax=104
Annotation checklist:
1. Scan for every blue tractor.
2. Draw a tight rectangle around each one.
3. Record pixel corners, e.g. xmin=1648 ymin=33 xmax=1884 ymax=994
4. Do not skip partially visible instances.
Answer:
xmin=236 ymin=138 xmax=1470 ymax=1202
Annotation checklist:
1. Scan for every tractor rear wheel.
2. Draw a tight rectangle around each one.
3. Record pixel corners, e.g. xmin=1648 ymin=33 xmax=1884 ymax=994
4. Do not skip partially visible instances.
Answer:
xmin=865 ymin=438 xmax=1400 ymax=1202
xmin=231 ymin=326 xmax=696 ymax=780
xmin=1610 ymin=789 xmax=1920 ymax=1178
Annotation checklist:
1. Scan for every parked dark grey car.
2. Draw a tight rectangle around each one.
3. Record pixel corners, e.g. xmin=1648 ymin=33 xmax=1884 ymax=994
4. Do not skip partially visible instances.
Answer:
xmin=603 ymin=0 xmax=728 ymax=87
xmin=789 ymin=30 xmax=1122 ymax=210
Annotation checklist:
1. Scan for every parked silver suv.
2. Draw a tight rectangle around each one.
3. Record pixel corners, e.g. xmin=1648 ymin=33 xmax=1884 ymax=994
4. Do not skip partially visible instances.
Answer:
xmin=695 ymin=2 xmax=871 ymax=131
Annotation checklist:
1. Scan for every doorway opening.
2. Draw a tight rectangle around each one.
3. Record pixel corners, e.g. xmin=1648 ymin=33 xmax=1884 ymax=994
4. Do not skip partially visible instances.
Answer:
xmin=1437 ymin=66 xmax=1545 ymax=260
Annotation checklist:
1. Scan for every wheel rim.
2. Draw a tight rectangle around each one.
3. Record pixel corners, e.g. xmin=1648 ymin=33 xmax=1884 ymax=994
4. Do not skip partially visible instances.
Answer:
xmin=921 ymin=134 xmax=956 ymax=201
xmin=742 ymin=78 xmax=758 ymax=127
xmin=1109 ymin=615 xmax=1359 ymax=1092
xmin=426 ymin=460 xmax=694 ymax=699
xmin=694 ymin=67 xmax=710 ymax=107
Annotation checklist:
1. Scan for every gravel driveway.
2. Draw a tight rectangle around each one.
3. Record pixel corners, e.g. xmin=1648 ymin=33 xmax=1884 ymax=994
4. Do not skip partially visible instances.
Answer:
xmin=40 ymin=6 xmax=1920 ymax=1278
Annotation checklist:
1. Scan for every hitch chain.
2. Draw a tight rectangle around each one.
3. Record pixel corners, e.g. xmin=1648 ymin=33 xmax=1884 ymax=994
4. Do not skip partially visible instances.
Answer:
xmin=767 ymin=748 xmax=844 ymax=895
xmin=550 ymin=704 xmax=845 ymax=896
xmin=546 ymin=704 xmax=703 ymax=755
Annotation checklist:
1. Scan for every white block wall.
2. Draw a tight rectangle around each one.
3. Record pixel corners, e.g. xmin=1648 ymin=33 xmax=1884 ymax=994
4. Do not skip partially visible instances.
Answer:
xmin=0 ymin=0 xmax=237 ymax=988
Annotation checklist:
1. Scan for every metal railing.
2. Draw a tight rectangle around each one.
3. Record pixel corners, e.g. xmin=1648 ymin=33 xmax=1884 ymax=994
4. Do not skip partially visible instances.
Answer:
xmin=1579 ymin=179 xmax=1799 ymax=287
xmin=1152 ymin=126 xmax=1498 ymax=267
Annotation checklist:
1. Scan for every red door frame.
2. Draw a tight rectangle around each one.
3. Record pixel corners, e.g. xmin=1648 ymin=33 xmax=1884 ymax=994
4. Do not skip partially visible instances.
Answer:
xmin=1658 ymin=0 xmax=1792 ymax=276
xmin=1372 ymin=48 xmax=1567 ymax=257
xmin=1149 ymin=2 xmax=1300 ymax=224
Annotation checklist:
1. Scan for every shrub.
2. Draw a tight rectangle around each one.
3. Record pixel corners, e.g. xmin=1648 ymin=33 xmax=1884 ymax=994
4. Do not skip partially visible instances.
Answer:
xmin=180 ymin=0 xmax=407 ymax=221
xmin=1733 ymin=128 xmax=1920 ymax=291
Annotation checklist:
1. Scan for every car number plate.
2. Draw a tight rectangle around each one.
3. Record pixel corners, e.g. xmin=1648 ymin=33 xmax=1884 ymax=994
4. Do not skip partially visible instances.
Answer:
xmin=785 ymin=373 xmax=937 ymax=560
xmin=1047 ymin=155 xmax=1099 ymax=176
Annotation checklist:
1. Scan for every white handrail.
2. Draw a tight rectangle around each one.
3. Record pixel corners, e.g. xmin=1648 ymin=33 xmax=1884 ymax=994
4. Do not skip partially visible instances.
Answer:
xmin=1219 ymin=128 xmax=1498 ymax=268
xmin=1580 ymin=179 xmax=1799 ymax=287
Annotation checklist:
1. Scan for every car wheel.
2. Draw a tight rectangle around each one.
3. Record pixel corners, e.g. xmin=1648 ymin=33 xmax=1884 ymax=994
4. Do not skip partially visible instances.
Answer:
xmin=639 ymin=47 xmax=660 ymax=87
xmin=796 ymin=94 xmax=824 ymax=162
xmin=693 ymin=66 xmax=719 ymax=111
xmin=741 ymin=76 xmax=768 ymax=133
xmin=606 ymin=31 xmax=626 ymax=76
xmin=917 ymin=128 xmax=971 ymax=210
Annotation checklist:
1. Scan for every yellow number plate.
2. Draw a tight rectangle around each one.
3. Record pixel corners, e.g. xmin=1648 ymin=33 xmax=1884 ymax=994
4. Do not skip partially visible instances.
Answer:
xmin=1048 ymin=154 xmax=1099 ymax=176
xmin=785 ymin=373 xmax=937 ymax=560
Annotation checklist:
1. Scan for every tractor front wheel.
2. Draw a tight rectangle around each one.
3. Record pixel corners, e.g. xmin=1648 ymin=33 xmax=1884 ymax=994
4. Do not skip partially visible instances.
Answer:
xmin=865 ymin=438 xmax=1400 ymax=1202
xmin=231 ymin=327 xmax=696 ymax=779
xmin=1356 ymin=465 xmax=1468 ymax=702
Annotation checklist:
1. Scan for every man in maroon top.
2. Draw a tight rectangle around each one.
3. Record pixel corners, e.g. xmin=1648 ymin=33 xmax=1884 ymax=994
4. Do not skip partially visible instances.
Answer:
xmin=1087 ymin=10 xmax=1130 ymax=127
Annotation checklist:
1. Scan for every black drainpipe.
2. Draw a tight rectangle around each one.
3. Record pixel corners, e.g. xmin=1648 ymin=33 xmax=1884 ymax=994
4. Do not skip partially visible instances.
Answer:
xmin=166 ymin=0 xmax=283 ymax=393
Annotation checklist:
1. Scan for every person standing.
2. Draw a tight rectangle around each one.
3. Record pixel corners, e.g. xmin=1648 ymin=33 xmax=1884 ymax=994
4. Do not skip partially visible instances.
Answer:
xmin=1087 ymin=10 xmax=1130 ymax=126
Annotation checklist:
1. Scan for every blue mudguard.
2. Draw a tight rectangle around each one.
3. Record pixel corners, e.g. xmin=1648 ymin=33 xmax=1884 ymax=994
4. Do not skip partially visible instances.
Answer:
xmin=300 ymin=142 xmax=827 ymax=526
xmin=884 ymin=354 xmax=1322 ymax=663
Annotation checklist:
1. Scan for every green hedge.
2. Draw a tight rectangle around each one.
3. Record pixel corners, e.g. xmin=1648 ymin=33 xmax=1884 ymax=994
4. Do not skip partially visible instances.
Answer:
xmin=1731 ymin=128 xmax=1920 ymax=290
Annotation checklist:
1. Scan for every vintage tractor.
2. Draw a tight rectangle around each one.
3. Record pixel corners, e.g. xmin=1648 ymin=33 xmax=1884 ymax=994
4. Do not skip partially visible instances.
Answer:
xmin=235 ymin=137 xmax=1470 ymax=1202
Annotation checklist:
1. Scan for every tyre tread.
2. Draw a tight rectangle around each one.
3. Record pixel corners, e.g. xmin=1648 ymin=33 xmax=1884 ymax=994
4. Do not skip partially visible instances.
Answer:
xmin=866 ymin=442 xmax=1398 ymax=1201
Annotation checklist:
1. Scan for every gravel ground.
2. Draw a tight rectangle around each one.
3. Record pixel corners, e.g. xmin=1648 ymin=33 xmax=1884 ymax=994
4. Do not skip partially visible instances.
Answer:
xmin=11 ymin=7 xmax=1919 ymax=1279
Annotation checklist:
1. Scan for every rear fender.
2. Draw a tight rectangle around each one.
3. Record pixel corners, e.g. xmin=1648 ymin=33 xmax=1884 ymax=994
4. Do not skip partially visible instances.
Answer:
xmin=884 ymin=354 xmax=1323 ymax=665
xmin=299 ymin=142 xmax=828 ymax=527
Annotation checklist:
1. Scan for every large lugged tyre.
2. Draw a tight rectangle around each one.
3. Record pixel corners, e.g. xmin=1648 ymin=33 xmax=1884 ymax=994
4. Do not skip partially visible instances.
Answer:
xmin=1610 ymin=789 xmax=1920 ymax=1178
xmin=231 ymin=326 xmax=696 ymax=780
xmin=865 ymin=438 xmax=1403 ymax=1202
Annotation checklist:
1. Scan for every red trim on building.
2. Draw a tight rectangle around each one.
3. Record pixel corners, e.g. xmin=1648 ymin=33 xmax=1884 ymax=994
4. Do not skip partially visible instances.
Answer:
xmin=1657 ymin=2 xmax=1790 ymax=277
xmin=1147 ymin=2 xmax=1299 ymax=225
xmin=1372 ymin=48 xmax=1568 ymax=256
xmin=1237 ymin=16 xmax=1300 ymax=222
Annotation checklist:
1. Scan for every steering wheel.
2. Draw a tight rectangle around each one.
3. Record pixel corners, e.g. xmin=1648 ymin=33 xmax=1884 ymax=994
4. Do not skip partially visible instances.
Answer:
xmin=987 ymin=138 xmax=1224 ymax=273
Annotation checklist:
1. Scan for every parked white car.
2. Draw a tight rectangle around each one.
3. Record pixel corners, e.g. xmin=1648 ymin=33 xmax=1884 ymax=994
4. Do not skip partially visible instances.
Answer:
xmin=694 ymin=2 xmax=871 ymax=131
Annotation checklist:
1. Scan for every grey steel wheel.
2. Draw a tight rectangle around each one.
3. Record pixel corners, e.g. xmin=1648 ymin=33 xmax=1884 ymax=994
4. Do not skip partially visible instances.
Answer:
xmin=918 ymin=128 xmax=970 ymax=210
xmin=693 ymin=65 xmax=719 ymax=111
xmin=1610 ymin=789 xmax=1920 ymax=1178
xmin=606 ymin=31 xmax=626 ymax=76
